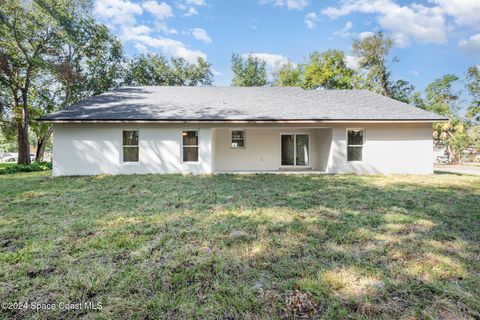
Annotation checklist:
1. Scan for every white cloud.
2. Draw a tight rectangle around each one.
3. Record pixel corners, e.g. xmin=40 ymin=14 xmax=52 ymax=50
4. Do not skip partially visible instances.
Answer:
xmin=260 ymin=0 xmax=309 ymax=11
xmin=176 ymin=2 xmax=188 ymax=9
xmin=129 ymin=34 xmax=206 ymax=62
xmin=93 ymin=0 xmax=206 ymax=64
xmin=155 ymin=21 xmax=178 ymax=34
xmin=459 ymin=34 xmax=480 ymax=55
xmin=391 ymin=33 xmax=411 ymax=48
xmin=183 ymin=7 xmax=199 ymax=16
xmin=242 ymin=53 xmax=290 ymax=68
xmin=142 ymin=1 xmax=173 ymax=19
xmin=334 ymin=21 xmax=353 ymax=37
xmin=134 ymin=43 xmax=150 ymax=54
xmin=358 ymin=31 xmax=374 ymax=39
xmin=322 ymin=0 xmax=447 ymax=46
xmin=432 ymin=0 xmax=480 ymax=29
xmin=335 ymin=27 xmax=377 ymax=42
xmin=120 ymin=24 xmax=152 ymax=41
xmin=212 ymin=68 xmax=222 ymax=76
xmin=177 ymin=0 xmax=205 ymax=17
xmin=345 ymin=55 xmax=360 ymax=70
xmin=285 ymin=0 xmax=309 ymax=10
xmin=304 ymin=12 xmax=319 ymax=30
xmin=186 ymin=0 xmax=206 ymax=6
xmin=93 ymin=0 xmax=142 ymax=26
xmin=140 ymin=1 xmax=177 ymax=34
xmin=190 ymin=28 xmax=212 ymax=43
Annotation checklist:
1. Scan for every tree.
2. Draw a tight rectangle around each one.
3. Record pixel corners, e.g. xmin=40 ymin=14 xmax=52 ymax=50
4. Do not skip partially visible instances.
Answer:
xmin=0 ymin=130 xmax=16 ymax=153
xmin=124 ymin=54 xmax=213 ymax=86
xmin=124 ymin=54 xmax=171 ymax=86
xmin=0 ymin=0 xmax=126 ymax=162
xmin=170 ymin=57 xmax=213 ymax=86
xmin=65 ymin=24 xmax=124 ymax=102
xmin=272 ymin=51 xmax=356 ymax=90
xmin=410 ymin=92 xmax=427 ymax=110
xmin=447 ymin=124 xmax=471 ymax=164
xmin=425 ymin=74 xmax=459 ymax=116
xmin=303 ymin=50 xmax=355 ymax=90
xmin=272 ymin=62 xmax=303 ymax=87
xmin=0 ymin=0 xmax=64 ymax=164
xmin=425 ymin=74 xmax=469 ymax=162
xmin=28 ymin=75 xmax=62 ymax=161
xmin=388 ymin=79 xmax=416 ymax=104
xmin=465 ymin=66 xmax=480 ymax=121
xmin=433 ymin=119 xmax=470 ymax=163
xmin=352 ymin=32 xmax=394 ymax=96
xmin=470 ymin=125 xmax=480 ymax=151
xmin=231 ymin=54 xmax=267 ymax=87
xmin=28 ymin=0 xmax=124 ymax=161
xmin=0 ymin=86 xmax=16 ymax=153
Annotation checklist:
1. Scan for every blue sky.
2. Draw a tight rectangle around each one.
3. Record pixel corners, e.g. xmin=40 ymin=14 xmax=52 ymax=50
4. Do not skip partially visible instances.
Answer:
xmin=93 ymin=0 xmax=479 ymax=92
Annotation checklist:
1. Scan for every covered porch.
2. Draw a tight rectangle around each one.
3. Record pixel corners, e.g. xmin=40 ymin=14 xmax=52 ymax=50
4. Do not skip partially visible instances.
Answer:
xmin=211 ymin=127 xmax=333 ymax=173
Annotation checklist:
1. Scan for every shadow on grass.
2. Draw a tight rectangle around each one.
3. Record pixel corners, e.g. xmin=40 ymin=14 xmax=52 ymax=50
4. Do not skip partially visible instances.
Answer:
xmin=0 ymin=172 xmax=479 ymax=319
xmin=434 ymin=170 xmax=467 ymax=176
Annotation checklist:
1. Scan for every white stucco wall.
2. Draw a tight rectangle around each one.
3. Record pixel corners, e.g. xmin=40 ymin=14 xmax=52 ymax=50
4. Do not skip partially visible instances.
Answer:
xmin=52 ymin=122 xmax=433 ymax=176
xmin=52 ymin=123 xmax=212 ymax=176
xmin=213 ymin=128 xmax=332 ymax=172
xmin=326 ymin=123 xmax=433 ymax=174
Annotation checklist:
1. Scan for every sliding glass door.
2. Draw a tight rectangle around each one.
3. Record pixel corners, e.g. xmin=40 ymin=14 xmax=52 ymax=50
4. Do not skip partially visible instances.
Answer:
xmin=281 ymin=134 xmax=295 ymax=165
xmin=281 ymin=134 xmax=309 ymax=167
xmin=296 ymin=134 xmax=309 ymax=166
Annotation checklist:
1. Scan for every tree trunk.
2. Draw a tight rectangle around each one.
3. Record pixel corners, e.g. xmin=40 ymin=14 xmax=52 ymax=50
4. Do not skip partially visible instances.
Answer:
xmin=13 ymin=88 xmax=30 ymax=165
xmin=35 ymin=126 xmax=52 ymax=162
xmin=16 ymin=104 xmax=30 ymax=164
xmin=17 ymin=78 xmax=32 ymax=165
xmin=446 ymin=145 xmax=455 ymax=164
xmin=381 ymin=68 xmax=389 ymax=97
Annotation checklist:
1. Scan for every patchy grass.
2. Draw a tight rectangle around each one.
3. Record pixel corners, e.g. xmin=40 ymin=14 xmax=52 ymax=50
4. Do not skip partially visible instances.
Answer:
xmin=0 ymin=172 xmax=479 ymax=319
xmin=0 ymin=162 xmax=51 ymax=175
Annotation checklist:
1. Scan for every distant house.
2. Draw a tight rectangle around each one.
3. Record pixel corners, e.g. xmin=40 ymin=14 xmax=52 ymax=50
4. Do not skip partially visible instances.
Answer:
xmin=38 ymin=86 xmax=448 ymax=176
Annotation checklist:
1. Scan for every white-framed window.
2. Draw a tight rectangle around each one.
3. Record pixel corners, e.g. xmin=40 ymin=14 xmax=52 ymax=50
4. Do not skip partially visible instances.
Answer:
xmin=182 ymin=130 xmax=199 ymax=162
xmin=122 ymin=130 xmax=139 ymax=162
xmin=231 ymin=129 xmax=246 ymax=148
xmin=347 ymin=129 xmax=364 ymax=162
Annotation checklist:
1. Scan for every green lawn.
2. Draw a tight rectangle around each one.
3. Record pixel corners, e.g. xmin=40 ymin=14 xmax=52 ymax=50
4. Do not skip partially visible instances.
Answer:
xmin=0 ymin=172 xmax=479 ymax=319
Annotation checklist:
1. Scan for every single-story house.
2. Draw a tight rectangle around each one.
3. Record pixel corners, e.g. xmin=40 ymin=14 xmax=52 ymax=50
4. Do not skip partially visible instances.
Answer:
xmin=38 ymin=86 xmax=448 ymax=176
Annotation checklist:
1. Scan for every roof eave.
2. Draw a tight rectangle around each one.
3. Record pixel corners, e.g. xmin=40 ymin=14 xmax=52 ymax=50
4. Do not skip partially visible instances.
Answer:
xmin=37 ymin=118 xmax=449 ymax=123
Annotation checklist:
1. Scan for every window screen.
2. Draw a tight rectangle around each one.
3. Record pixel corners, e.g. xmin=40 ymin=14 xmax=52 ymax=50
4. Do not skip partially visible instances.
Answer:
xmin=122 ymin=130 xmax=139 ymax=162
xmin=182 ymin=131 xmax=198 ymax=162
xmin=231 ymin=130 xmax=245 ymax=148
xmin=347 ymin=129 xmax=364 ymax=161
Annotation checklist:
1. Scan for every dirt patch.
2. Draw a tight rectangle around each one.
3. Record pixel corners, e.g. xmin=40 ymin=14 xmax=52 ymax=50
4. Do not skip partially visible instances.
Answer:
xmin=26 ymin=267 xmax=55 ymax=278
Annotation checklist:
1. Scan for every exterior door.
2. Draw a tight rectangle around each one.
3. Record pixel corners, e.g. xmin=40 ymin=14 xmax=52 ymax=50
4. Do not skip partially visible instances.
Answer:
xmin=281 ymin=134 xmax=309 ymax=167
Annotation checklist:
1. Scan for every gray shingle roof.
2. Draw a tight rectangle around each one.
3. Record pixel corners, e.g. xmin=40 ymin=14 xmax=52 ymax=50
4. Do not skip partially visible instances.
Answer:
xmin=38 ymin=86 xmax=448 ymax=122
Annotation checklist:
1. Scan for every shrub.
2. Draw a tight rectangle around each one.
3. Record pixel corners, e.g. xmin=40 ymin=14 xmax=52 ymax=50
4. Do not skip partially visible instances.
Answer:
xmin=0 ymin=161 xmax=52 ymax=175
